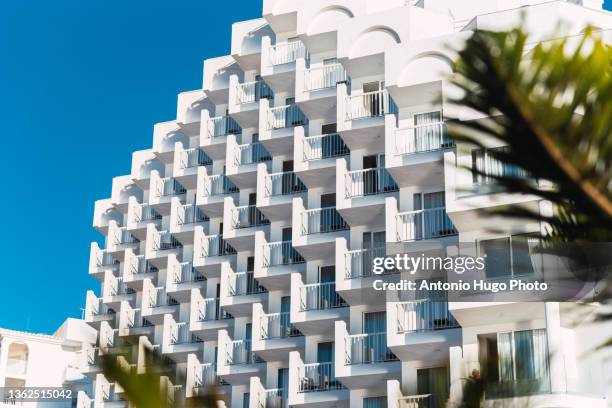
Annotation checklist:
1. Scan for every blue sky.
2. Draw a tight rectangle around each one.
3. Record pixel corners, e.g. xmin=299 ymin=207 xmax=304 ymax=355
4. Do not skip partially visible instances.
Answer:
xmin=0 ymin=1 xmax=611 ymax=334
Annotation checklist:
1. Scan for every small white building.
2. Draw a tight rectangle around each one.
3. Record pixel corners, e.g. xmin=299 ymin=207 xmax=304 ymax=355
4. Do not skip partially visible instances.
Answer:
xmin=0 ymin=318 xmax=97 ymax=407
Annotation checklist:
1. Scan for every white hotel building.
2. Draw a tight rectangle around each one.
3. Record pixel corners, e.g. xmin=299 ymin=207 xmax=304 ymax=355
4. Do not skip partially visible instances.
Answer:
xmin=82 ymin=1 xmax=612 ymax=407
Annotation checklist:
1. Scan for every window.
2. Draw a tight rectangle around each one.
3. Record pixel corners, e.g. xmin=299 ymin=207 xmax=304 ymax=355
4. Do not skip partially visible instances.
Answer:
xmin=417 ymin=367 xmax=450 ymax=408
xmin=478 ymin=235 xmax=538 ymax=279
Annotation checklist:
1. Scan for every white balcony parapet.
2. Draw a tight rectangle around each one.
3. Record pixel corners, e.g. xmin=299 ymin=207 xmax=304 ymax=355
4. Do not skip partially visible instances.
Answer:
xmin=228 ymin=271 xmax=267 ymax=296
xmin=257 ymin=388 xmax=286 ymax=408
xmin=113 ymin=226 xmax=140 ymax=246
xmin=180 ymin=148 xmax=212 ymax=169
xmin=297 ymin=362 xmax=343 ymax=393
xmin=395 ymin=122 xmax=454 ymax=156
xmin=395 ymin=207 xmax=457 ymax=242
xmin=155 ymin=177 xmax=187 ymax=198
xmin=268 ymin=41 xmax=308 ymax=66
xmin=301 ymin=207 xmax=349 ymax=235
xmin=177 ymin=203 xmax=208 ymax=225
xmin=128 ymin=254 xmax=158 ymax=276
xmin=226 ymin=339 xmax=263 ymax=365
xmin=148 ymin=286 xmax=179 ymax=308
xmin=346 ymin=89 xmax=397 ymax=120
xmin=304 ymin=63 xmax=348 ymax=91
xmin=299 ymin=282 xmax=346 ymax=311
xmin=263 ymin=241 xmax=305 ymax=267
xmin=171 ymin=262 xmax=206 ymax=284
xmin=302 ymin=133 xmax=349 ymax=162
xmin=345 ymin=246 xmax=387 ymax=279
xmin=237 ymin=80 xmax=274 ymax=104
xmin=344 ymin=332 xmax=397 ymax=364
xmin=260 ymin=312 xmax=300 ymax=339
xmin=267 ymin=104 xmax=309 ymax=130
xmin=345 ymin=168 xmax=399 ymax=198
xmin=194 ymin=363 xmax=224 ymax=388
xmin=133 ymin=203 xmax=162 ymax=224
xmin=231 ymin=205 xmax=270 ymax=229
xmin=235 ymin=143 xmax=272 ymax=166
xmin=200 ymin=234 xmax=237 ymax=257
xmin=207 ymin=115 xmax=242 ymax=138
xmin=264 ymin=171 xmax=307 ymax=197
xmin=152 ymin=230 xmax=183 ymax=251
xmin=398 ymin=394 xmax=431 ymax=408
xmin=203 ymin=174 xmax=239 ymax=196
xmin=396 ymin=300 xmax=459 ymax=333
xmin=196 ymin=298 xmax=231 ymax=321
xmin=169 ymin=322 xmax=197 ymax=345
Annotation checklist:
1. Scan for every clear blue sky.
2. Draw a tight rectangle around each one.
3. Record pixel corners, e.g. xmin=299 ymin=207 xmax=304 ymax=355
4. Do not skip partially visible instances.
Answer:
xmin=0 ymin=1 xmax=611 ymax=334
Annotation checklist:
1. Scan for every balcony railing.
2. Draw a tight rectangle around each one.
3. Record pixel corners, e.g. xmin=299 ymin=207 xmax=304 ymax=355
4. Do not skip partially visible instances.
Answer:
xmin=345 ymin=246 xmax=389 ymax=279
xmin=129 ymin=255 xmax=158 ymax=275
xmin=133 ymin=204 xmax=162 ymax=223
xmin=170 ymin=322 xmax=202 ymax=345
xmin=149 ymin=288 xmax=179 ymax=308
xmin=265 ymin=171 xmax=307 ymax=197
xmin=156 ymin=178 xmax=187 ymax=197
xmin=200 ymin=234 xmax=237 ymax=257
xmin=153 ymin=231 xmax=183 ymax=251
xmin=177 ymin=204 xmax=208 ymax=225
xmin=226 ymin=339 xmax=263 ymax=365
xmin=258 ymin=388 xmax=287 ymax=408
xmin=197 ymin=298 xmax=232 ymax=321
xmin=106 ymin=277 xmax=135 ymax=297
xmin=269 ymin=41 xmax=308 ymax=66
xmin=172 ymin=262 xmax=206 ymax=284
xmin=298 ymin=362 xmax=344 ymax=393
xmin=301 ymin=207 xmax=349 ymax=235
xmin=303 ymin=133 xmax=349 ymax=161
xmin=194 ymin=363 xmax=225 ymax=388
xmin=96 ymin=251 xmax=119 ymax=270
xmin=231 ymin=205 xmax=270 ymax=229
xmin=263 ymin=241 xmax=305 ymax=267
xmin=345 ymin=332 xmax=397 ymax=364
xmin=228 ymin=271 xmax=267 ymax=296
xmin=395 ymin=122 xmax=454 ymax=155
xmin=398 ymin=395 xmax=431 ymax=408
xmin=397 ymin=300 xmax=459 ymax=333
xmin=299 ymin=282 xmax=346 ymax=311
xmin=180 ymin=148 xmax=212 ymax=169
xmin=237 ymin=80 xmax=274 ymax=104
xmin=305 ymin=63 xmax=348 ymax=91
xmin=261 ymin=312 xmax=301 ymax=339
xmin=345 ymin=168 xmax=398 ymax=198
xmin=346 ymin=90 xmax=397 ymax=120
xmin=267 ymin=104 xmax=308 ymax=130
xmin=203 ymin=175 xmax=239 ymax=196
xmin=396 ymin=207 xmax=457 ymax=242
xmin=208 ymin=115 xmax=242 ymax=138
xmin=113 ymin=227 xmax=140 ymax=246
xmin=235 ymin=142 xmax=272 ymax=166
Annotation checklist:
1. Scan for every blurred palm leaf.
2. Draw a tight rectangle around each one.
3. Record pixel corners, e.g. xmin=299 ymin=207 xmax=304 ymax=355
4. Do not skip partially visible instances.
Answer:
xmin=447 ymin=26 xmax=612 ymax=242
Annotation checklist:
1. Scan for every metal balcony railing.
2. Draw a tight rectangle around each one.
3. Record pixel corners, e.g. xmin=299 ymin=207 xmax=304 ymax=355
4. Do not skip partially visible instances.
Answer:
xmin=133 ymin=203 xmax=162 ymax=223
xmin=194 ymin=363 xmax=225 ymax=388
xmin=261 ymin=312 xmax=301 ymax=339
xmin=237 ymin=80 xmax=274 ymax=104
xmin=231 ymin=205 xmax=270 ymax=229
xmin=345 ymin=168 xmax=399 ymax=198
xmin=303 ymin=133 xmax=349 ymax=161
xmin=180 ymin=148 xmax=212 ymax=169
xmin=172 ymin=262 xmax=205 ymax=284
xmin=203 ymin=174 xmax=239 ymax=196
xmin=113 ymin=227 xmax=139 ymax=246
xmin=398 ymin=394 xmax=431 ymax=408
xmin=345 ymin=332 xmax=398 ymax=364
xmin=129 ymin=255 xmax=158 ymax=275
xmin=305 ymin=63 xmax=349 ymax=91
xmin=149 ymin=288 xmax=179 ymax=308
xmin=267 ymin=104 xmax=308 ymax=130
xmin=269 ymin=41 xmax=309 ymax=66
xmin=346 ymin=90 xmax=397 ymax=120
xmin=395 ymin=122 xmax=454 ymax=155
xmin=96 ymin=251 xmax=119 ymax=270
xmin=395 ymin=207 xmax=457 ymax=242
xmin=156 ymin=178 xmax=187 ymax=197
xmin=265 ymin=171 xmax=307 ymax=197
xmin=345 ymin=246 xmax=389 ymax=279
xmin=170 ymin=322 xmax=201 ymax=345
xmin=228 ymin=271 xmax=267 ymax=296
xmin=153 ymin=231 xmax=183 ymax=251
xmin=396 ymin=300 xmax=459 ymax=333
xmin=89 ymin=297 xmax=114 ymax=317
xmin=208 ymin=115 xmax=242 ymax=138
xmin=106 ymin=277 xmax=135 ymax=297
xmin=177 ymin=204 xmax=208 ymax=225
xmin=201 ymin=234 xmax=237 ymax=257
xmin=263 ymin=241 xmax=305 ymax=267
xmin=226 ymin=339 xmax=263 ymax=365
xmin=235 ymin=142 xmax=272 ymax=166
xmin=197 ymin=298 xmax=232 ymax=321
xmin=258 ymin=388 xmax=287 ymax=408
xmin=297 ymin=362 xmax=344 ymax=393
xmin=299 ymin=282 xmax=346 ymax=311
xmin=301 ymin=207 xmax=349 ymax=235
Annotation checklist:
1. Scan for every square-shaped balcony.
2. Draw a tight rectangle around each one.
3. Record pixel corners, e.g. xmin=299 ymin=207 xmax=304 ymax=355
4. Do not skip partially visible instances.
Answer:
xmin=292 ymin=198 xmax=350 ymax=261
xmin=93 ymin=198 xmax=122 ymax=235
xmin=262 ymin=39 xmax=309 ymax=93
xmin=84 ymin=290 xmax=116 ymax=329
xmin=203 ymin=56 xmax=243 ymax=105
xmin=294 ymin=131 xmax=350 ymax=190
xmin=162 ymin=316 xmax=204 ymax=362
xmin=110 ymin=175 xmax=143 ymax=213
xmin=196 ymin=168 xmax=240 ymax=218
xmin=77 ymin=344 xmax=103 ymax=377
xmin=290 ymin=273 xmax=349 ymax=336
xmin=223 ymin=200 xmax=271 ymax=252
xmin=220 ymin=266 xmax=268 ymax=317
xmin=122 ymin=250 xmax=159 ymax=290
xmin=254 ymin=231 xmax=306 ymax=291
xmin=192 ymin=228 xmax=237 ymax=278
xmin=260 ymin=102 xmax=309 ymax=156
xmin=189 ymin=289 xmax=233 ymax=341
xmin=337 ymin=160 xmax=399 ymax=228
xmin=217 ymin=330 xmax=265 ymax=385
xmin=257 ymin=166 xmax=307 ymax=222
xmin=296 ymin=62 xmax=349 ymax=120
xmin=141 ymin=280 xmax=180 ymax=325
xmin=165 ymin=256 xmax=206 ymax=302
xmin=186 ymin=356 xmax=230 ymax=399
xmin=117 ymin=302 xmax=154 ymax=341
xmin=102 ymin=271 xmax=136 ymax=308
xmin=252 ymin=303 xmax=304 ymax=362
xmin=170 ymin=200 xmax=209 ymax=243
xmin=127 ymin=197 xmax=162 ymax=240
xmin=173 ymin=145 xmax=213 ymax=188
xmin=89 ymin=242 xmax=120 ymax=281
xmin=227 ymin=139 xmax=272 ymax=189
xmin=145 ymin=226 xmax=183 ymax=265
xmin=201 ymin=112 xmax=243 ymax=160
xmin=249 ymin=377 xmax=288 ymax=408
xmin=229 ymin=77 xmax=274 ymax=129
xmin=149 ymin=173 xmax=187 ymax=215
xmin=107 ymin=221 xmax=140 ymax=255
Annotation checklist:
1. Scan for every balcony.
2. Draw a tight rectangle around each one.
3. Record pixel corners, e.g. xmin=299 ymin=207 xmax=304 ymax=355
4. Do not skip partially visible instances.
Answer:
xmin=197 ymin=169 xmax=239 ymax=218
xmin=201 ymin=112 xmax=242 ymax=159
xmin=230 ymin=19 xmax=273 ymax=71
xmin=294 ymin=200 xmax=350 ymax=261
xmin=386 ymin=118 xmax=453 ymax=188
xmin=173 ymin=145 xmax=212 ymax=186
xmin=269 ymin=41 xmax=308 ymax=66
xmin=221 ymin=268 xmax=268 ymax=317
xmin=388 ymin=300 xmax=461 ymax=362
xmin=127 ymin=197 xmax=162 ymax=240
xmin=122 ymin=250 xmax=158 ymax=290
xmin=337 ymin=162 xmax=399 ymax=227
xmin=84 ymin=291 xmax=115 ymax=328
xmin=89 ymin=242 xmax=119 ymax=280
xmin=229 ymin=78 xmax=274 ymax=129
xmin=187 ymin=359 xmax=228 ymax=399
xmin=146 ymin=227 xmax=183 ymax=264
xmin=217 ymin=330 xmax=265 ymax=385
xmin=302 ymin=207 xmax=349 ymax=235
xmin=257 ymin=166 xmax=307 ymax=221
xmin=227 ymin=140 xmax=273 ymax=189
xmin=149 ymin=173 xmax=187 ymax=214
xmin=102 ymin=272 xmax=136 ymax=308
xmin=224 ymin=203 xmax=271 ymax=252
xmin=162 ymin=316 xmax=204 ymax=362
xmin=253 ymin=232 xmax=305 ymax=291
xmin=141 ymin=281 xmax=179 ymax=325
xmin=267 ymin=104 xmax=309 ymax=131
xmin=295 ymin=132 xmax=349 ymax=189
xmin=335 ymin=321 xmax=400 ymax=389
xmin=189 ymin=291 xmax=233 ymax=341
xmin=93 ymin=199 xmax=122 ymax=235
xmin=107 ymin=221 xmax=139 ymax=254
xmin=288 ymin=351 xmax=349 ymax=407
xmin=166 ymin=257 xmax=206 ymax=301
xmin=296 ymin=62 xmax=349 ymax=119
xmin=262 ymin=40 xmax=309 ymax=93
xmin=118 ymin=304 xmax=153 ymax=340
xmin=193 ymin=229 xmax=237 ymax=278
xmin=395 ymin=207 xmax=457 ymax=242
xmin=252 ymin=304 xmax=304 ymax=362
xmin=111 ymin=175 xmax=143 ymax=213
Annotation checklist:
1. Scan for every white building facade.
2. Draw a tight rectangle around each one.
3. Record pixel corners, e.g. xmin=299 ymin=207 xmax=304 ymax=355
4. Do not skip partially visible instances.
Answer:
xmin=84 ymin=1 xmax=612 ymax=407
xmin=0 ymin=318 xmax=97 ymax=407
